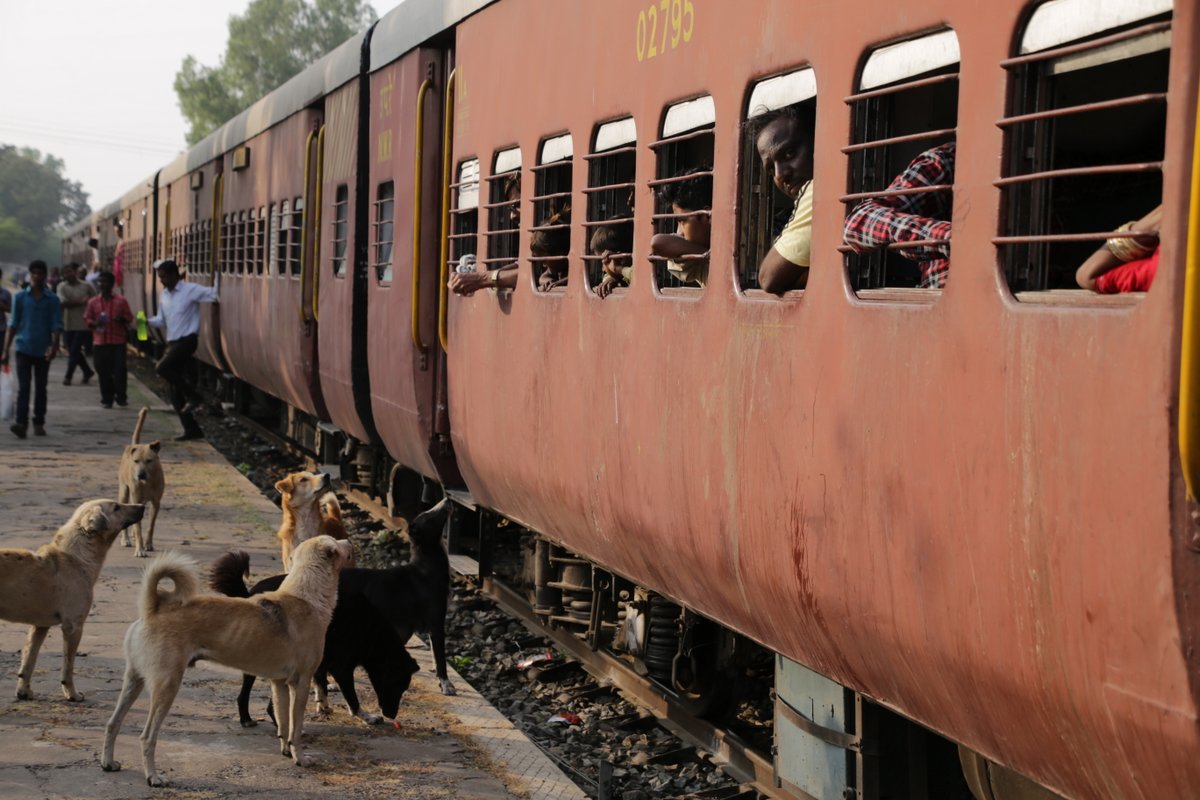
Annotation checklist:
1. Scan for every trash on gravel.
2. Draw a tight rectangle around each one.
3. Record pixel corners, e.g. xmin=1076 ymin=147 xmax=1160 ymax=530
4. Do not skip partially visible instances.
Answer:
xmin=516 ymin=650 xmax=555 ymax=670
xmin=547 ymin=713 xmax=582 ymax=726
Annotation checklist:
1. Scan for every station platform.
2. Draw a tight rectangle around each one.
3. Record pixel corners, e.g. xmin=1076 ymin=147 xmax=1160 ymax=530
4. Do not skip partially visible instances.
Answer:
xmin=0 ymin=356 xmax=586 ymax=799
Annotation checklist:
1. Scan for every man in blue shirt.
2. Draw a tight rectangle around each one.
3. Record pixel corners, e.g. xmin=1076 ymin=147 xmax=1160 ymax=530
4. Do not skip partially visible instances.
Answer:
xmin=147 ymin=259 xmax=218 ymax=441
xmin=1 ymin=261 xmax=63 ymax=438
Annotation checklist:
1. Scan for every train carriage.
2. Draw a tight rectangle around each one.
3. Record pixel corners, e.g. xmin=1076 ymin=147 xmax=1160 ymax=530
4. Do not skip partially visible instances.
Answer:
xmin=115 ymin=178 xmax=154 ymax=321
xmin=444 ymin=0 xmax=1199 ymax=797
xmin=70 ymin=0 xmax=1200 ymax=796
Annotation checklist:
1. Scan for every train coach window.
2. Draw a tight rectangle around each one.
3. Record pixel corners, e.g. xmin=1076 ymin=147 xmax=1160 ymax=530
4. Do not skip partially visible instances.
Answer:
xmin=530 ymin=134 xmax=572 ymax=292
xmin=483 ymin=147 xmax=522 ymax=286
xmin=843 ymin=29 xmax=959 ymax=298
xmin=270 ymin=201 xmax=280 ymax=277
xmin=449 ymin=159 xmax=479 ymax=267
xmin=373 ymin=181 xmax=395 ymax=283
xmin=220 ymin=213 xmax=231 ymax=274
xmin=237 ymin=210 xmax=247 ymax=275
xmin=739 ymin=67 xmax=817 ymax=295
xmin=584 ymin=117 xmax=636 ymax=297
xmin=256 ymin=207 xmax=266 ymax=275
xmin=331 ymin=186 xmax=349 ymax=277
xmin=289 ymin=197 xmax=303 ymax=277
xmin=997 ymin=0 xmax=1171 ymax=300
xmin=650 ymin=95 xmax=714 ymax=295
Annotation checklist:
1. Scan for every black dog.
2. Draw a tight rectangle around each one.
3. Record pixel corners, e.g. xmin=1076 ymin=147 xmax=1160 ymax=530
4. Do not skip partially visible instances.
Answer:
xmin=209 ymin=551 xmax=419 ymax=726
xmin=342 ymin=497 xmax=457 ymax=695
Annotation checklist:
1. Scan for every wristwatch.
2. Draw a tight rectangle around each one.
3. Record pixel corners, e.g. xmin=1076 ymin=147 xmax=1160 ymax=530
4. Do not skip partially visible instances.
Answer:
xmin=489 ymin=269 xmax=499 ymax=286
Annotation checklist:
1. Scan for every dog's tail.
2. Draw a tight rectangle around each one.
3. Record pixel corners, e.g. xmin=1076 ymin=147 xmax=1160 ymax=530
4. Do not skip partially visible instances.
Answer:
xmin=319 ymin=492 xmax=342 ymax=522
xmin=208 ymin=550 xmax=252 ymax=598
xmin=140 ymin=552 xmax=200 ymax=617
xmin=131 ymin=407 xmax=149 ymax=444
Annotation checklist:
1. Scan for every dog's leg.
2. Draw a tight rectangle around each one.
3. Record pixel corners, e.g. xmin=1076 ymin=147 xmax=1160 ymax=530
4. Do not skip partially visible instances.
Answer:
xmin=140 ymin=673 xmax=183 ymax=787
xmin=16 ymin=626 xmax=50 ymax=700
xmin=58 ymin=620 xmax=87 ymax=701
xmin=287 ymin=678 xmax=311 ymax=767
xmin=270 ymin=680 xmax=292 ymax=759
xmin=430 ymin=616 xmax=457 ymax=696
xmin=143 ymin=499 xmax=159 ymax=554
xmin=100 ymin=665 xmax=145 ymax=773
xmin=119 ymin=485 xmax=133 ymax=547
xmin=237 ymin=673 xmax=258 ymax=728
xmin=314 ymin=667 xmax=332 ymax=716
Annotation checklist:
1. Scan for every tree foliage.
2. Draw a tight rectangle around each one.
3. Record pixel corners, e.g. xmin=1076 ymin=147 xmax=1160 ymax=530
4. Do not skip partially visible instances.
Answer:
xmin=175 ymin=0 xmax=377 ymax=145
xmin=0 ymin=146 xmax=90 ymax=264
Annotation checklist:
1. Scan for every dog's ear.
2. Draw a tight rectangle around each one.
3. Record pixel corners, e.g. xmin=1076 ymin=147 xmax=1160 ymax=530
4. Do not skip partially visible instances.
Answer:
xmin=149 ymin=440 xmax=162 ymax=453
xmin=83 ymin=505 xmax=111 ymax=534
xmin=275 ymin=476 xmax=295 ymax=495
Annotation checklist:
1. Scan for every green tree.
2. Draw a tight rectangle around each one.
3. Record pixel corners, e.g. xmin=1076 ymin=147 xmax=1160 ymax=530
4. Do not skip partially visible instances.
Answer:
xmin=0 ymin=145 xmax=90 ymax=264
xmin=175 ymin=0 xmax=377 ymax=145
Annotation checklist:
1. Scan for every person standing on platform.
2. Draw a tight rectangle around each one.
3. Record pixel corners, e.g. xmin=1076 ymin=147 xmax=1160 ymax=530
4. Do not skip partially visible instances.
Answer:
xmin=147 ymin=259 xmax=218 ymax=441
xmin=0 ymin=268 xmax=11 ymax=342
xmin=56 ymin=262 xmax=96 ymax=386
xmin=1 ymin=260 xmax=62 ymax=438
xmin=84 ymin=271 xmax=133 ymax=408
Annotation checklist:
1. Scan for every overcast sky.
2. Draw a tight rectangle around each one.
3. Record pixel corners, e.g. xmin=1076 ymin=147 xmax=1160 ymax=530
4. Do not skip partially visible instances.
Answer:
xmin=0 ymin=1 xmax=398 ymax=213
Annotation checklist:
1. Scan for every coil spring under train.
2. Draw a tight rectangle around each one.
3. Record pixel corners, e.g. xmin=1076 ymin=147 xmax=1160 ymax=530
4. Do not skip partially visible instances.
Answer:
xmin=643 ymin=595 xmax=682 ymax=684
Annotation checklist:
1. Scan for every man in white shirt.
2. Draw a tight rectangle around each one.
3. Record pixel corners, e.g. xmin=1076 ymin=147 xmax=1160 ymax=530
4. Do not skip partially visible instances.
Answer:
xmin=147 ymin=259 xmax=218 ymax=440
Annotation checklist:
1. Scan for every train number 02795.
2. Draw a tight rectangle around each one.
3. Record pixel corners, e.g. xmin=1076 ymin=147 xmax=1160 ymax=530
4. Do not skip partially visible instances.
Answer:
xmin=635 ymin=0 xmax=695 ymax=62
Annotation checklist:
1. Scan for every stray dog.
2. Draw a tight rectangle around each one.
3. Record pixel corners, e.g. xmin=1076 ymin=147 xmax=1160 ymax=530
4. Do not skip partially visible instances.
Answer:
xmin=0 ymin=499 xmax=145 ymax=701
xmin=341 ymin=498 xmax=457 ymax=695
xmin=118 ymin=407 xmax=164 ymax=558
xmin=100 ymin=535 xmax=353 ymax=787
xmin=210 ymin=550 xmax=419 ymax=727
xmin=275 ymin=470 xmax=337 ymax=571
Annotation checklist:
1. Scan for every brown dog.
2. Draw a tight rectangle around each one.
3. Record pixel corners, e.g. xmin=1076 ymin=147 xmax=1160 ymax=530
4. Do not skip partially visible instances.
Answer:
xmin=100 ymin=535 xmax=353 ymax=787
xmin=275 ymin=470 xmax=337 ymax=571
xmin=0 ymin=499 xmax=145 ymax=701
xmin=118 ymin=408 xmax=164 ymax=558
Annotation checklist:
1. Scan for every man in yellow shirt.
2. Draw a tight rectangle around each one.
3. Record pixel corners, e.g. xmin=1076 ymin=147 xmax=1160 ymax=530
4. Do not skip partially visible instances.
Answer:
xmin=752 ymin=105 xmax=816 ymax=294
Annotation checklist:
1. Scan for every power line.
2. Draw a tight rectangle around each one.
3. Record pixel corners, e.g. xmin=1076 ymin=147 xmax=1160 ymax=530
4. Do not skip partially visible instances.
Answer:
xmin=1 ymin=118 xmax=185 ymax=150
xmin=0 ymin=128 xmax=183 ymax=157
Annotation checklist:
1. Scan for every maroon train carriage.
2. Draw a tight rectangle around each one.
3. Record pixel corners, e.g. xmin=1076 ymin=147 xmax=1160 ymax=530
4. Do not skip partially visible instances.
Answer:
xmin=70 ymin=0 xmax=1200 ymax=797
xmin=445 ymin=0 xmax=1199 ymax=798
xmin=115 ymin=178 xmax=154 ymax=322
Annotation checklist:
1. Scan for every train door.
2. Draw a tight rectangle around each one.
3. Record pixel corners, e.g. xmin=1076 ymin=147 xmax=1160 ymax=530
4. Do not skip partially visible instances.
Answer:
xmin=363 ymin=44 xmax=463 ymax=488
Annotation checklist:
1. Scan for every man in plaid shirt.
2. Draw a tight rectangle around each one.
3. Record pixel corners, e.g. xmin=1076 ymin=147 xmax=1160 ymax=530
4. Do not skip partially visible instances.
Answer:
xmin=843 ymin=143 xmax=955 ymax=289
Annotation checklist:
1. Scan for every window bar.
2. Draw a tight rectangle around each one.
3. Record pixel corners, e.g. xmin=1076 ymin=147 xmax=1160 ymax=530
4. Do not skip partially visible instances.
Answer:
xmin=649 ymin=128 xmax=714 ymax=150
xmin=999 ymin=93 xmax=1167 ymax=127
xmin=647 ymin=170 xmax=715 ymax=189
xmin=840 ymin=184 xmax=954 ymax=203
xmin=842 ymin=127 xmax=958 ymax=154
xmin=993 ymin=230 xmax=1158 ymax=244
xmin=995 ymin=162 xmax=1162 ymax=187
xmin=583 ymin=146 xmax=638 ymax=160
xmin=581 ymin=217 xmax=635 ymax=228
xmin=583 ymin=182 xmax=637 ymax=194
xmin=844 ymin=73 xmax=960 ymax=104
xmin=1000 ymin=20 xmax=1172 ymax=68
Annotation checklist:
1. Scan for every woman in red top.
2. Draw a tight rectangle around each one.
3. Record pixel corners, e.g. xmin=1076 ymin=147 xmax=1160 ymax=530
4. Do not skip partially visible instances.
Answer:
xmin=1076 ymin=205 xmax=1162 ymax=294
xmin=83 ymin=271 xmax=133 ymax=408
